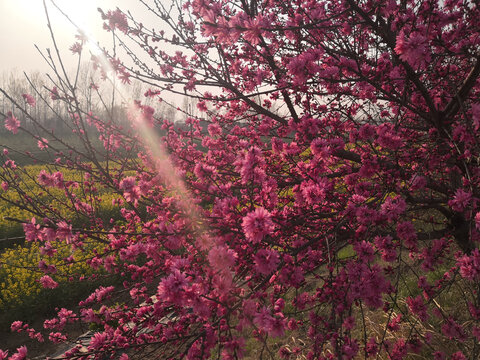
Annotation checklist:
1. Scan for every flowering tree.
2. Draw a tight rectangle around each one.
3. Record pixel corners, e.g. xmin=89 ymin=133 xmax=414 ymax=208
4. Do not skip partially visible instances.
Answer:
xmin=2 ymin=0 xmax=480 ymax=359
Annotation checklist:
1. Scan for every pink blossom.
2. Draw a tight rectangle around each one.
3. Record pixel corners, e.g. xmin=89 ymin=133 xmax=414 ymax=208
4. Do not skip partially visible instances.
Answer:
xmin=279 ymin=264 xmax=305 ymax=288
xmin=89 ymin=332 xmax=108 ymax=350
xmin=53 ymin=171 xmax=64 ymax=188
xmin=451 ymin=352 xmax=466 ymax=360
xmin=79 ymin=309 xmax=99 ymax=324
xmin=472 ymin=103 xmax=480 ymax=131
xmin=37 ymin=138 xmax=49 ymax=150
xmin=208 ymin=123 xmax=222 ymax=136
xmin=208 ymin=245 xmax=237 ymax=270
xmin=441 ymin=318 xmax=466 ymax=341
xmin=75 ymin=201 xmax=93 ymax=214
xmin=23 ymin=217 xmax=41 ymax=242
xmin=287 ymin=56 xmax=308 ymax=85
xmin=223 ymin=337 xmax=245 ymax=359
xmin=358 ymin=124 xmax=376 ymax=140
xmin=57 ymin=308 xmax=75 ymax=325
xmin=395 ymin=30 xmax=431 ymax=68
xmin=347 ymin=262 xmax=390 ymax=308
xmin=254 ymin=248 xmax=280 ymax=275
xmin=194 ymin=163 xmax=216 ymax=180
xmin=56 ymin=221 xmax=73 ymax=243
xmin=457 ymin=249 xmax=480 ymax=280
xmin=104 ymin=9 xmax=129 ymax=33
xmin=11 ymin=321 xmax=24 ymax=332
xmin=342 ymin=338 xmax=359 ymax=359
xmin=118 ymin=70 xmax=131 ymax=84
xmin=406 ymin=295 xmax=428 ymax=321
xmin=50 ymin=87 xmax=60 ymax=100
xmin=2 ymin=1 xmax=480 ymax=357
xmin=343 ymin=316 xmax=355 ymax=330
xmin=242 ymin=207 xmax=274 ymax=243
xmin=124 ymin=186 xmax=141 ymax=205
xmin=196 ymin=100 xmax=208 ymax=112
xmin=4 ymin=159 xmax=16 ymax=169
xmin=82 ymin=286 xmax=115 ymax=305
xmin=475 ymin=212 xmax=480 ymax=230
xmin=473 ymin=327 xmax=480 ymax=341
xmin=468 ymin=302 xmax=480 ymax=320
xmin=49 ymin=332 xmax=67 ymax=343
xmin=388 ymin=314 xmax=402 ymax=331
xmin=242 ymin=16 xmax=266 ymax=45
xmin=390 ymin=338 xmax=407 ymax=360
xmin=353 ymin=241 xmax=375 ymax=262
xmin=0 ymin=349 xmax=8 ymax=360
xmin=130 ymin=101 xmax=155 ymax=127
xmin=236 ymin=146 xmax=266 ymax=184
xmin=287 ymin=319 xmax=298 ymax=330
xmin=9 ymin=346 xmax=27 ymax=360
xmin=448 ymin=189 xmax=472 ymax=212
xmin=274 ymin=298 xmax=285 ymax=312
xmin=253 ymin=307 xmax=274 ymax=330
xmin=374 ymin=236 xmax=396 ymax=259
xmin=164 ymin=235 xmax=182 ymax=250
xmin=38 ymin=260 xmax=57 ymax=274
xmin=376 ymin=123 xmax=402 ymax=150
xmin=157 ymin=269 xmax=188 ymax=303
xmin=278 ymin=346 xmax=291 ymax=359
xmin=40 ymin=275 xmax=58 ymax=289
xmin=365 ymin=337 xmax=378 ymax=356
xmin=26 ymin=328 xmax=43 ymax=342
xmin=69 ymin=42 xmax=83 ymax=54
xmin=119 ymin=176 xmax=136 ymax=191
xmin=397 ymin=221 xmax=417 ymax=248
xmin=4 ymin=111 xmax=20 ymax=134
xmin=1 ymin=182 xmax=8 ymax=191
xmin=310 ymin=138 xmax=331 ymax=158
xmin=37 ymin=170 xmax=56 ymax=187
xmin=138 ymin=180 xmax=150 ymax=196
xmin=300 ymin=180 xmax=327 ymax=205
xmin=380 ymin=196 xmax=406 ymax=221
xmin=22 ymin=93 xmax=36 ymax=106
xmin=411 ymin=174 xmax=427 ymax=190
xmin=213 ymin=272 xmax=233 ymax=293
xmin=254 ymin=307 xmax=286 ymax=337
xmin=268 ymin=315 xmax=286 ymax=337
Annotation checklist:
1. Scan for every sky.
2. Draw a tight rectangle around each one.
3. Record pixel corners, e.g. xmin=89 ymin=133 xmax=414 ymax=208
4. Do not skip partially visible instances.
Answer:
xmin=0 ymin=0 xmax=187 ymax=108
xmin=0 ymin=0 xmax=135 ymax=74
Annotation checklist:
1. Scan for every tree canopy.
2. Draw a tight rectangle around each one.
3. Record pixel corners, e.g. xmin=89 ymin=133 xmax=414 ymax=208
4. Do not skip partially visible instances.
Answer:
xmin=2 ymin=0 xmax=480 ymax=359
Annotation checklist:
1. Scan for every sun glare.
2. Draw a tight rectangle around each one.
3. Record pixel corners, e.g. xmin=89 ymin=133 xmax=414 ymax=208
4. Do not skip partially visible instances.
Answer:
xmin=16 ymin=0 xmax=95 ymax=27
xmin=14 ymin=0 xmax=103 ymax=54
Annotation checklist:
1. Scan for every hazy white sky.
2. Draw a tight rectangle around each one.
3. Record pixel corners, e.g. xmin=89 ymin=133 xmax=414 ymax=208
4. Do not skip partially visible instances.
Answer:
xmin=0 ymin=0 xmax=136 ymax=74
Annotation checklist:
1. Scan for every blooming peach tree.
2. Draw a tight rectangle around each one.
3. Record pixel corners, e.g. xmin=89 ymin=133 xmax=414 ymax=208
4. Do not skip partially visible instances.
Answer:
xmin=2 ymin=0 xmax=480 ymax=359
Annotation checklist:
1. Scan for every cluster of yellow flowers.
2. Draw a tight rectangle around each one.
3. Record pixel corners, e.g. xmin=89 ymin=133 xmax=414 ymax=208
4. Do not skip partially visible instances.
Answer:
xmin=0 ymin=163 xmax=128 ymax=326
xmin=0 ymin=241 xmax=106 ymax=312
xmin=0 ymin=204 xmax=31 ymax=240
xmin=0 ymin=165 xmax=122 ymax=240
xmin=0 ymin=244 xmax=42 ymax=308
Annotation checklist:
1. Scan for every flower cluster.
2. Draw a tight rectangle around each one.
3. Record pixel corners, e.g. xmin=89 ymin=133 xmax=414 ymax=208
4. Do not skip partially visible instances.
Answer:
xmin=3 ymin=0 xmax=480 ymax=359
